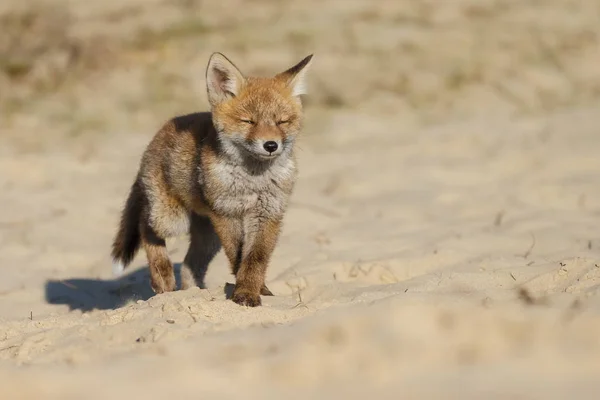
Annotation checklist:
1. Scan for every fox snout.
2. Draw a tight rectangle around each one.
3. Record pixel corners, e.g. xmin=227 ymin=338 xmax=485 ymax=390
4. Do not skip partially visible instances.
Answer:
xmin=248 ymin=138 xmax=283 ymax=159
xmin=245 ymin=124 xmax=287 ymax=159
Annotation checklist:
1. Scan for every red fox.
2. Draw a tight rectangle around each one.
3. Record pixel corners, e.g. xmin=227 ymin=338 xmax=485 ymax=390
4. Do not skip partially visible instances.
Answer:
xmin=111 ymin=52 xmax=313 ymax=307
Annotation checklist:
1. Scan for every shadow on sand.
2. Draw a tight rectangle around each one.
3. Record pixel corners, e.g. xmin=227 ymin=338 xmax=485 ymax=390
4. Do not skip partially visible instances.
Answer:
xmin=44 ymin=263 xmax=186 ymax=312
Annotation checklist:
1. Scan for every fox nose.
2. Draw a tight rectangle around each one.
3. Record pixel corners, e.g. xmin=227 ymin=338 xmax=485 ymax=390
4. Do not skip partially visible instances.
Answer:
xmin=263 ymin=141 xmax=278 ymax=153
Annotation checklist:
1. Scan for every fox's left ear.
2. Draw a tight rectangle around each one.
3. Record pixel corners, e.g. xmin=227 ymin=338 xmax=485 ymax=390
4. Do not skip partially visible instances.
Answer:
xmin=277 ymin=54 xmax=314 ymax=97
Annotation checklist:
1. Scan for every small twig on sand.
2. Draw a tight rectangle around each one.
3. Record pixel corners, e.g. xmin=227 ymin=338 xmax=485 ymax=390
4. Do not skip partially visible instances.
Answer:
xmin=60 ymin=280 xmax=78 ymax=290
xmin=176 ymin=300 xmax=198 ymax=323
xmin=292 ymin=302 xmax=308 ymax=309
xmin=522 ymin=233 xmax=536 ymax=259
xmin=291 ymin=284 xmax=308 ymax=309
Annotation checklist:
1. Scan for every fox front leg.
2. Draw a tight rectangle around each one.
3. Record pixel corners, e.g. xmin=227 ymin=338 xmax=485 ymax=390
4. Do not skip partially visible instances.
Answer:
xmin=232 ymin=216 xmax=281 ymax=306
xmin=211 ymin=214 xmax=280 ymax=306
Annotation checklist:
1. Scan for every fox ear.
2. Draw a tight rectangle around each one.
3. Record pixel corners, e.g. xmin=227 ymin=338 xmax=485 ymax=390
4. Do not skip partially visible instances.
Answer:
xmin=206 ymin=52 xmax=245 ymax=106
xmin=277 ymin=54 xmax=313 ymax=97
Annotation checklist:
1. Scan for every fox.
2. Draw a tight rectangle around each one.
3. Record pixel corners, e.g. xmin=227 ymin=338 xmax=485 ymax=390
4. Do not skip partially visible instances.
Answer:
xmin=110 ymin=52 xmax=313 ymax=307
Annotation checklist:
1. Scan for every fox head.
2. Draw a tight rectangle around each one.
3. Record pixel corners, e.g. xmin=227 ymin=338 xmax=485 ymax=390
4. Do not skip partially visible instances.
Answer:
xmin=205 ymin=52 xmax=313 ymax=161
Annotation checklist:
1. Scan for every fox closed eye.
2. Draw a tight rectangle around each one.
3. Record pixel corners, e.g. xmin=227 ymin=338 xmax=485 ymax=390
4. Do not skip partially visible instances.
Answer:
xmin=240 ymin=119 xmax=255 ymax=125
xmin=277 ymin=119 xmax=291 ymax=126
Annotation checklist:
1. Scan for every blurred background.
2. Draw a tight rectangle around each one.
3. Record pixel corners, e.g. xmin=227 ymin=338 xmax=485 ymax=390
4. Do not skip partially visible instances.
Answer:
xmin=2 ymin=0 xmax=600 ymax=149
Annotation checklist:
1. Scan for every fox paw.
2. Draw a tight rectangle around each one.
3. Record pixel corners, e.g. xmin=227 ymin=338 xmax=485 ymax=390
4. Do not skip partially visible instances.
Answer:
xmin=232 ymin=290 xmax=262 ymax=307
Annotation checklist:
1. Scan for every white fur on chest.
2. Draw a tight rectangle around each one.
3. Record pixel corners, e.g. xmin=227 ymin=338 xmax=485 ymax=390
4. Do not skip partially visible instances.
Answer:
xmin=205 ymin=158 xmax=295 ymax=218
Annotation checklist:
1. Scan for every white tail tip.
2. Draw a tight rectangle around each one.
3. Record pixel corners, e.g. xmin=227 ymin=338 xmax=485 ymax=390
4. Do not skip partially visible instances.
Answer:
xmin=112 ymin=260 xmax=125 ymax=277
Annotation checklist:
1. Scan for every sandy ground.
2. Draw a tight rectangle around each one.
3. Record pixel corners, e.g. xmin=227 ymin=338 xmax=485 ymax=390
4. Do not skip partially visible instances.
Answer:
xmin=2 ymin=0 xmax=600 ymax=399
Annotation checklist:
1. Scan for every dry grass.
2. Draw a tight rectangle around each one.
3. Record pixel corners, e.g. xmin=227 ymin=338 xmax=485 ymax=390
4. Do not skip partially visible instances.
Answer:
xmin=1 ymin=0 xmax=600 ymax=147
xmin=0 ymin=5 xmax=120 ymax=111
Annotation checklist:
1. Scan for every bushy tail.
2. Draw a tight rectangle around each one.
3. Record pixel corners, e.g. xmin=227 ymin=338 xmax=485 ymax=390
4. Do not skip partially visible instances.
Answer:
xmin=111 ymin=179 xmax=143 ymax=276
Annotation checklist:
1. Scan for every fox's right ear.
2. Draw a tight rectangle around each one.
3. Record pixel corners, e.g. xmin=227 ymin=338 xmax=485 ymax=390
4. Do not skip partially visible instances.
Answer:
xmin=206 ymin=52 xmax=245 ymax=107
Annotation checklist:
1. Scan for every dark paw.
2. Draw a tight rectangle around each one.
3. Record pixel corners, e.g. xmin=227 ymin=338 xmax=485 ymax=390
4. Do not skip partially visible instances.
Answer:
xmin=260 ymin=285 xmax=274 ymax=296
xmin=232 ymin=290 xmax=262 ymax=307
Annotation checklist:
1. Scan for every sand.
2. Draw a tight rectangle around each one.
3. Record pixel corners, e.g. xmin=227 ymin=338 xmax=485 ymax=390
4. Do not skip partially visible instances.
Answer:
xmin=2 ymin=0 xmax=600 ymax=398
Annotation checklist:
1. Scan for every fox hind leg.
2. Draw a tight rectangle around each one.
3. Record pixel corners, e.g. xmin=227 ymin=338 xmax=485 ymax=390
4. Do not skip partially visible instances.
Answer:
xmin=181 ymin=214 xmax=222 ymax=289
xmin=141 ymin=222 xmax=176 ymax=294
